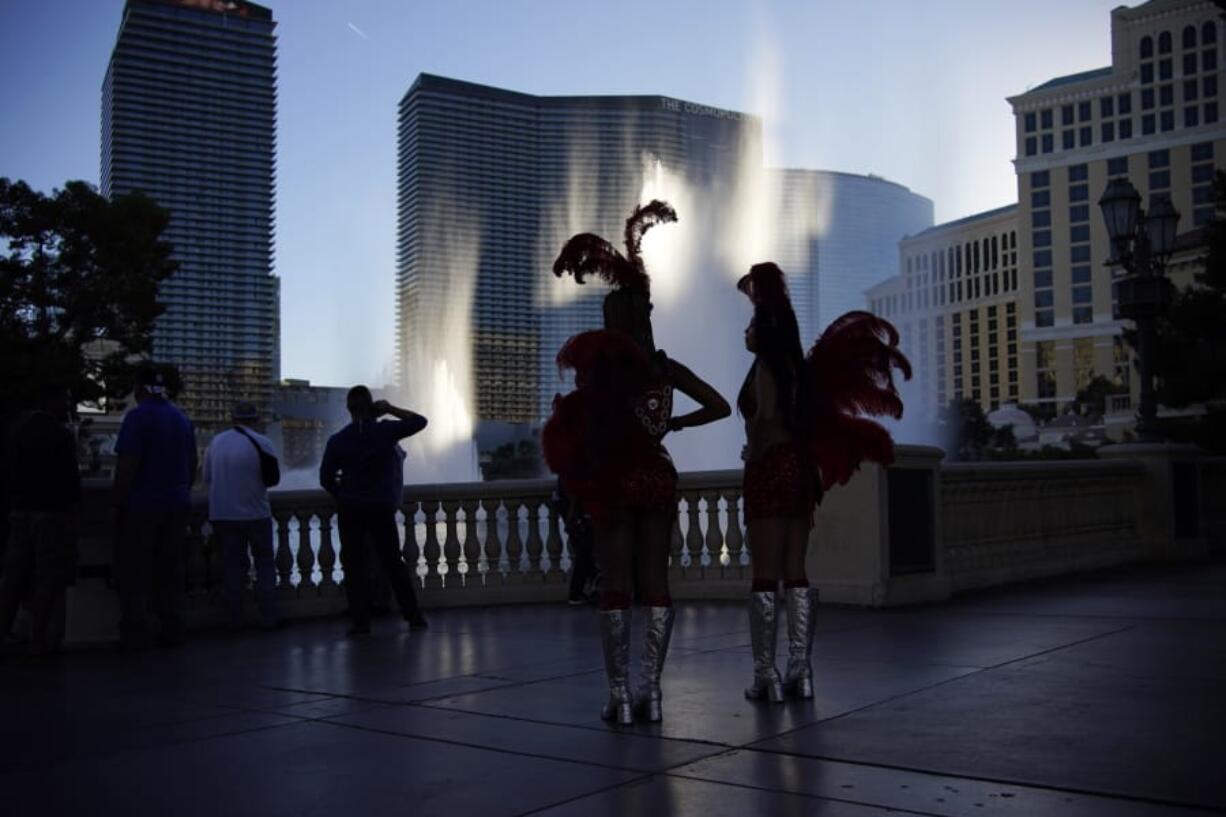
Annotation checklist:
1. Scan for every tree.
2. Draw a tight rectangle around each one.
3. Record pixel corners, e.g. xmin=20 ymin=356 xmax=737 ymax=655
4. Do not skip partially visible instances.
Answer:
xmin=939 ymin=398 xmax=995 ymax=461
xmin=1143 ymin=171 xmax=1226 ymax=451
xmin=1075 ymin=375 xmax=1127 ymax=419
xmin=0 ymin=178 xmax=177 ymax=415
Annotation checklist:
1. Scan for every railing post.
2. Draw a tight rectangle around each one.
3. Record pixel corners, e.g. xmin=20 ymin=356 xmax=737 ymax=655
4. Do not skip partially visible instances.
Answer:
xmin=461 ymin=499 xmax=481 ymax=587
xmin=296 ymin=514 xmax=317 ymax=597
xmin=441 ymin=499 xmax=462 ymax=588
xmin=703 ymin=490 xmax=723 ymax=576
xmin=544 ymin=498 xmax=563 ymax=582
xmin=317 ymin=512 xmax=337 ymax=593
xmin=419 ymin=499 xmax=441 ymax=589
xmin=725 ymin=488 xmax=747 ymax=573
xmin=524 ymin=498 xmax=544 ymax=582
xmin=504 ymin=499 xmax=523 ymax=582
xmin=482 ymin=499 xmax=502 ymax=585
xmin=402 ymin=500 xmax=424 ymax=586
xmin=273 ymin=512 xmax=294 ymax=598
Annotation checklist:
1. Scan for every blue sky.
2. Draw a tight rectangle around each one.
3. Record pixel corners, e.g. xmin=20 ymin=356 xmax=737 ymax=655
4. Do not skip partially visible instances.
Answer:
xmin=1 ymin=0 xmax=1122 ymax=386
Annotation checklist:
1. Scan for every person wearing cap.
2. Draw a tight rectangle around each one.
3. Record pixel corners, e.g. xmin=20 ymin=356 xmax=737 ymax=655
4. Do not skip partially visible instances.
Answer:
xmin=112 ymin=367 xmax=197 ymax=648
xmin=319 ymin=386 xmax=427 ymax=636
xmin=202 ymin=401 xmax=280 ymax=629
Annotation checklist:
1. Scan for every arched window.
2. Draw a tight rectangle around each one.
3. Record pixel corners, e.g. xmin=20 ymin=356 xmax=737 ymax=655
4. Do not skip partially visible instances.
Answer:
xmin=1204 ymin=21 xmax=1218 ymax=46
xmin=1184 ymin=25 xmax=1198 ymax=49
xmin=1140 ymin=35 xmax=1153 ymax=59
xmin=1159 ymin=31 xmax=1172 ymax=54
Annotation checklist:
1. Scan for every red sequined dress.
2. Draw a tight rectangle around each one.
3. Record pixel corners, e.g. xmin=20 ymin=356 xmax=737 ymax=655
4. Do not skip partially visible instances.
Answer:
xmin=738 ymin=377 xmax=818 ymax=524
xmin=543 ymin=330 xmax=678 ymax=527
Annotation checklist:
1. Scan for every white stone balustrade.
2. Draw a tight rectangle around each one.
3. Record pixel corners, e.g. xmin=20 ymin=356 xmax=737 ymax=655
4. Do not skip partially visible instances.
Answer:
xmin=60 ymin=444 xmax=1219 ymax=642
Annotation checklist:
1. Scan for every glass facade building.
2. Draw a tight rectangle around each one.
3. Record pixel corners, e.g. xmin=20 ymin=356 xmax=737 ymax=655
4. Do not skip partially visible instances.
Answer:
xmin=102 ymin=0 xmax=278 ymax=430
xmin=772 ymin=170 xmax=933 ymax=342
xmin=397 ymin=74 xmax=759 ymax=423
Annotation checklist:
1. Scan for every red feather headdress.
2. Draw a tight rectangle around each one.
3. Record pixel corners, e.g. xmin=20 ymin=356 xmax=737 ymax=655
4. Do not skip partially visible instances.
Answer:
xmin=552 ymin=200 xmax=677 ymax=295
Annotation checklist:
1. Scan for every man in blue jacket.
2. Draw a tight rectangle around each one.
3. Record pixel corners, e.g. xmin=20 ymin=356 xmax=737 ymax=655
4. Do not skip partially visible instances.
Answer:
xmin=320 ymin=386 xmax=427 ymax=636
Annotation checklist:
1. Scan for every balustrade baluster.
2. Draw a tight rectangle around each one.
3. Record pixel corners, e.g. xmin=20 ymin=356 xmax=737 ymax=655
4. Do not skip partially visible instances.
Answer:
xmin=543 ymin=499 xmax=562 ymax=582
xmin=422 ymin=499 xmax=442 ymax=589
xmin=504 ymin=499 xmax=523 ymax=580
xmin=461 ymin=499 xmax=481 ymax=587
xmin=484 ymin=500 xmax=503 ymax=583
xmin=683 ymin=491 xmax=703 ymax=572
xmin=296 ymin=514 xmax=317 ymax=596
xmin=401 ymin=501 xmax=425 ymax=586
xmin=273 ymin=513 xmax=294 ymax=596
xmin=725 ymin=489 xmax=748 ymax=572
xmin=703 ymin=491 xmax=723 ymax=575
xmin=524 ymin=498 xmax=544 ymax=581
xmin=317 ymin=512 xmax=338 ymax=592
xmin=669 ymin=498 xmax=686 ymax=578
xmin=442 ymin=500 xmax=461 ymax=587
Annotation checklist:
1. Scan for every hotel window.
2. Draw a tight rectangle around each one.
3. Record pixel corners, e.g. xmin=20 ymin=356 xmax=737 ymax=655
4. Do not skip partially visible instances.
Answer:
xmin=1100 ymin=96 xmax=1114 ymax=117
xmin=1079 ymin=101 xmax=1092 ymax=121
xmin=1062 ymin=130 xmax=1075 ymax=150
xmin=1206 ymin=102 xmax=1218 ymax=123
xmin=1070 ymin=225 xmax=1090 ymax=243
xmin=1041 ymin=109 xmax=1053 ymax=129
xmin=1024 ymin=112 xmax=1037 ymax=132
xmin=1185 ymin=53 xmax=1199 ymax=76
xmin=1071 ymin=246 xmax=1091 ymax=263
xmin=1113 ymin=336 xmax=1131 ymax=388
xmin=1107 ymin=156 xmax=1128 ymax=176
xmin=1120 ymin=118 xmax=1134 ymax=139
xmin=1186 ymin=106 xmax=1200 ymax=127
xmin=1160 ymin=84 xmax=1174 ymax=105
xmin=1160 ymin=31 xmax=1172 ymax=53
xmin=1204 ymin=21 xmax=1218 ymax=46
xmin=1205 ymin=49 xmax=1218 ymax=72
xmin=1032 ymin=210 xmax=1051 ymax=228
xmin=1207 ymin=75 xmax=1219 ymax=97
xmin=1062 ymin=104 xmax=1074 ymax=126
xmin=1186 ymin=79 xmax=1200 ymax=101
xmin=1074 ymin=338 xmax=1095 ymax=390
xmin=1072 ymin=265 xmax=1092 ymax=284
xmin=1042 ymin=134 xmax=1054 ymax=153
xmin=1069 ymin=164 xmax=1088 ymax=182
xmin=1032 ymin=170 xmax=1050 ymax=188
xmin=1160 ymin=59 xmax=1173 ymax=81
xmin=1142 ymin=88 xmax=1155 ymax=109
xmin=1069 ymin=184 xmax=1089 ymax=202
xmin=1119 ymin=92 xmax=1132 ymax=114
xmin=1149 ymin=169 xmax=1170 ymax=189
xmin=1025 ymin=137 xmax=1037 ymax=156
xmin=1141 ymin=36 xmax=1154 ymax=59
xmin=1102 ymin=122 xmax=1115 ymax=142
xmin=1142 ymin=63 xmax=1155 ymax=84
xmin=1035 ymin=269 xmax=1053 ymax=288
xmin=1033 ymin=230 xmax=1051 ymax=247
xmin=1149 ymin=149 xmax=1170 ymax=167
xmin=1185 ymin=24 xmax=1198 ymax=50
xmin=1160 ymin=110 xmax=1175 ymax=131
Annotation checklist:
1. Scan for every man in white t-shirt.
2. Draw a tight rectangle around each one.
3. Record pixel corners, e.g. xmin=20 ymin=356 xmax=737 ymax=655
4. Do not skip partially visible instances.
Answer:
xmin=203 ymin=402 xmax=279 ymax=628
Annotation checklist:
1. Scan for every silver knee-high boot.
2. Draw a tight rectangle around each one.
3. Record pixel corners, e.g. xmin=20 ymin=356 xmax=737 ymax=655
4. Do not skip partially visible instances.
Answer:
xmin=744 ymin=591 xmax=784 ymax=702
xmin=784 ymin=586 xmax=818 ymax=699
xmin=635 ymin=606 xmax=675 ymax=722
xmin=598 ymin=608 xmax=634 ymax=725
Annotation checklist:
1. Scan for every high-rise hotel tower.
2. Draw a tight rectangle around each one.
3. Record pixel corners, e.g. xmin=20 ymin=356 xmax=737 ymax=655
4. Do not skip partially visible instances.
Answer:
xmin=103 ymin=0 xmax=278 ymax=429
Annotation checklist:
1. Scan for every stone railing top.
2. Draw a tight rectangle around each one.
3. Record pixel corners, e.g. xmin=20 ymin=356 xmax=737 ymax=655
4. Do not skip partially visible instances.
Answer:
xmin=942 ymin=458 xmax=1147 ymax=482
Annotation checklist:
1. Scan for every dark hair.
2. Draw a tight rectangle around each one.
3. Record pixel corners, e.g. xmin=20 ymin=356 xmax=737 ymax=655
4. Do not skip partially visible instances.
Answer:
xmin=737 ymin=300 xmax=808 ymax=436
xmin=347 ymin=385 xmax=373 ymax=411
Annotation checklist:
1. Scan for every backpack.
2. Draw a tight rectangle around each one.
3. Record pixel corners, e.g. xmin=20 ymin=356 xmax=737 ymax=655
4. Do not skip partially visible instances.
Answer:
xmin=233 ymin=426 xmax=281 ymax=488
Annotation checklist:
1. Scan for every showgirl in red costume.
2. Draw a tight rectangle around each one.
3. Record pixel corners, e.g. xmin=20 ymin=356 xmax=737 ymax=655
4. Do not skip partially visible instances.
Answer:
xmin=737 ymin=262 xmax=911 ymax=702
xmin=543 ymin=200 xmax=730 ymax=725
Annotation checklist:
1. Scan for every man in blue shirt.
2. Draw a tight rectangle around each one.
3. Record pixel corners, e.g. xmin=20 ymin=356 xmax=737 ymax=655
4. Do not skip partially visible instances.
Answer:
xmin=112 ymin=368 xmax=197 ymax=648
xmin=320 ymin=386 xmax=427 ymax=636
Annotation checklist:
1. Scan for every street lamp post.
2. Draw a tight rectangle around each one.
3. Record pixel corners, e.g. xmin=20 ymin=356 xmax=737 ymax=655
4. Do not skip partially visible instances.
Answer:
xmin=1098 ymin=178 xmax=1180 ymax=442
